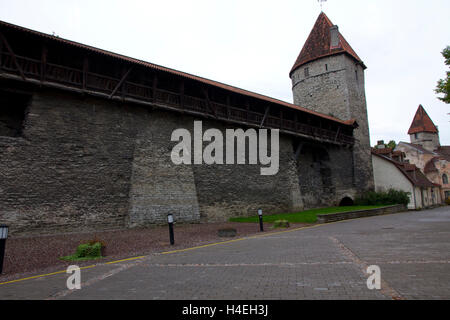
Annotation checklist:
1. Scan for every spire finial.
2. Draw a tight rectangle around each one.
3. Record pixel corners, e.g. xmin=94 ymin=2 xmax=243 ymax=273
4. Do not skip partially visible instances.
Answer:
xmin=318 ymin=0 xmax=327 ymax=11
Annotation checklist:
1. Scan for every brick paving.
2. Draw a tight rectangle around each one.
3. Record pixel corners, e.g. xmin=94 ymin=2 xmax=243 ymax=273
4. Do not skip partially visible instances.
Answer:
xmin=0 ymin=207 xmax=449 ymax=300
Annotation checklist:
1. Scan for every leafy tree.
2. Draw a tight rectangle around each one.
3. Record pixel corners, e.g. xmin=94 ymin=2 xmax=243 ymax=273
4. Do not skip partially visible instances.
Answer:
xmin=373 ymin=140 xmax=396 ymax=149
xmin=387 ymin=140 xmax=396 ymax=149
xmin=435 ymin=46 xmax=450 ymax=104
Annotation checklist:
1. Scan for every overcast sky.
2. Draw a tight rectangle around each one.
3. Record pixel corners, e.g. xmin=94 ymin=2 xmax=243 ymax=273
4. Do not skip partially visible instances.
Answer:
xmin=1 ymin=0 xmax=449 ymax=145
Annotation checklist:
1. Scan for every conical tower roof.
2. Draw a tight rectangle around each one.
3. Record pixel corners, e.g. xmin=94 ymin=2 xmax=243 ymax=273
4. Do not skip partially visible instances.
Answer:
xmin=290 ymin=12 xmax=365 ymax=76
xmin=408 ymin=105 xmax=439 ymax=135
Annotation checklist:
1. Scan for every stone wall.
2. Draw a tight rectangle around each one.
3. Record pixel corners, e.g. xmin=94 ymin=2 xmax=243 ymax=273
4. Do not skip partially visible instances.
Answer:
xmin=0 ymin=86 xmax=362 ymax=236
xmin=0 ymin=89 xmax=139 ymax=235
xmin=295 ymin=141 xmax=356 ymax=208
xmin=191 ymin=118 xmax=303 ymax=221
xmin=127 ymin=111 xmax=201 ymax=227
xmin=409 ymin=132 xmax=441 ymax=152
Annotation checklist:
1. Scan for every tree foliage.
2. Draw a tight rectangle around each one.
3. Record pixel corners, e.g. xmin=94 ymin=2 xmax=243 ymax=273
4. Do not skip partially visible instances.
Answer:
xmin=435 ymin=46 xmax=450 ymax=104
xmin=387 ymin=140 xmax=396 ymax=149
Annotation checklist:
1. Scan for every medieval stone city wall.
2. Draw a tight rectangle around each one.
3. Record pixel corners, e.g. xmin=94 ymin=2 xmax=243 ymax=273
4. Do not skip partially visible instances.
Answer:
xmin=0 ymin=87 xmax=361 ymax=236
xmin=0 ymin=90 xmax=138 ymax=235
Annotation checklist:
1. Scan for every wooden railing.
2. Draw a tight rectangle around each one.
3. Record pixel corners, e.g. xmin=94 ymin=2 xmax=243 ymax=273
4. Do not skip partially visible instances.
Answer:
xmin=0 ymin=50 xmax=354 ymax=145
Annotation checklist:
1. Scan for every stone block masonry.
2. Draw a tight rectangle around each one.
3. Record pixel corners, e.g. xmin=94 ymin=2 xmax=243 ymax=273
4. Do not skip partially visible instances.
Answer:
xmin=0 ymin=90 xmax=139 ymax=235
xmin=291 ymin=53 xmax=374 ymax=193
xmin=0 ymin=88 xmax=362 ymax=236
xmin=127 ymin=110 xmax=201 ymax=227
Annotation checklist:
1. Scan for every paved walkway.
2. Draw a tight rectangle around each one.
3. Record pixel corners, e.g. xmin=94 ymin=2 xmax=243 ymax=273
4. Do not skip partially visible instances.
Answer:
xmin=1 ymin=207 xmax=449 ymax=300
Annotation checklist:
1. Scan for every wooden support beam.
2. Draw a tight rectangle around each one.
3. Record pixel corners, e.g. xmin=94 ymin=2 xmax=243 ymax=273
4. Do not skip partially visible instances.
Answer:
xmin=82 ymin=56 xmax=88 ymax=90
xmin=226 ymin=95 xmax=231 ymax=119
xmin=280 ymin=109 xmax=283 ymax=128
xmin=40 ymin=45 xmax=47 ymax=84
xmin=179 ymin=80 xmax=185 ymax=110
xmin=260 ymin=106 xmax=270 ymax=128
xmin=109 ymin=66 xmax=132 ymax=99
xmin=152 ymin=73 xmax=158 ymax=102
xmin=294 ymin=142 xmax=304 ymax=160
xmin=334 ymin=126 xmax=341 ymax=142
xmin=0 ymin=38 xmax=3 ymax=71
xmin=0 ymin=31 xmax=26 ymax=81
xmin=245 ymin=99 xmax=250 ymax=122
xmin=203 ymin=87 xmax=218 ymax=118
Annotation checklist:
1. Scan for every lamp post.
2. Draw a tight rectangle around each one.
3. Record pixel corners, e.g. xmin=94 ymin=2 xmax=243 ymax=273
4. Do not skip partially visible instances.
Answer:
xmin=258 ymin=209 xmax=264 ymax=232
xmin=167 ymin=214 xmax=175 ymax=245
xmin=0 ymin=225 xmax=8 ymax=274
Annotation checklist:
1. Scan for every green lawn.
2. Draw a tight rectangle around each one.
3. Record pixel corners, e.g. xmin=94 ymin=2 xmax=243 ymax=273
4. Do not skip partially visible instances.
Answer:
xmin=229 ymin=205 xmax=389 ymax=224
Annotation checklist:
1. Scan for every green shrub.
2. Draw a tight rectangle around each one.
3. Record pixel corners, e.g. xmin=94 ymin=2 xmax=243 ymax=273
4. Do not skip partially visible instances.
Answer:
xmin=75 ymin=242 xmax=102 ymax=258
xmin=60 ymin=241 xmax=104 ymax=261
xmin=354 ymin=189 xmax=410 ymax=206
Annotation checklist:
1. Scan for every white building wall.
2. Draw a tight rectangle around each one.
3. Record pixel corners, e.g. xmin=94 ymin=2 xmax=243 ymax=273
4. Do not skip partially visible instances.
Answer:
xmin=372 ymin=155 xmax=417 ymax=209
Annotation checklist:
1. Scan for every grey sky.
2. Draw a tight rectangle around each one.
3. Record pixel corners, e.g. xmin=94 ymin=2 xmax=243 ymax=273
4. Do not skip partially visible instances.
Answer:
xmin=1 ymin=0 xmax=449 ymax=145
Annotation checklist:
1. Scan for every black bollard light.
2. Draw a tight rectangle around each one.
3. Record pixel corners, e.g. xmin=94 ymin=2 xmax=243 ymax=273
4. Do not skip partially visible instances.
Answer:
xmin=258 ymin=209 xmax=264 ymax=232
xmin=0 ymin=225 xmax=8 ymax=274
xmin=167 ymin=214 xmax=175 ymax=245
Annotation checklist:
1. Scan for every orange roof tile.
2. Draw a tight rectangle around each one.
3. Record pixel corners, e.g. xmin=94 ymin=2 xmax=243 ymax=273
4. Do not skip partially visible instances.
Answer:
xmin=290 ymin=12 xmax=365 ymax=75
xmin=371 ymin=147 xmax=393 ymax=155
xmin=408 ymin=105 xmax=438 ymax=135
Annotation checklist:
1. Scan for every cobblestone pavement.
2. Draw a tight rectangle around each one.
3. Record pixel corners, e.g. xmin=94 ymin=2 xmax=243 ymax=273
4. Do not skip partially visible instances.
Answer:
xmin=1 ymin=207 xmax=449 ymax=300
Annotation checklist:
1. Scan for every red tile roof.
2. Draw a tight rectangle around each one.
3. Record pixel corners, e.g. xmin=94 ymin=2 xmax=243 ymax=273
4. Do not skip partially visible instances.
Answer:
xmin=435 ymin=146 xmax=450 ymax=162
xmin=290 ymin=12 xmax=365 ymax=75
xmin=424 ymin=157 xmax=439 ymax=173
xmin=371 ymin=147 xmax=393 ymax=155
xmin=0 ymin=19 xmax=357 ymax=128
xmin=398 ymin=142 xmax=435 ymax=155
xmin=407 ymin=105 xmax=439 ymax=135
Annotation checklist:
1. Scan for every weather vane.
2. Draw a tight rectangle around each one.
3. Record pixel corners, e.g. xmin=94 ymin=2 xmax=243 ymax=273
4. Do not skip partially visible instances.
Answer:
xmin=318 ymin=0 xmax=327 ymax=11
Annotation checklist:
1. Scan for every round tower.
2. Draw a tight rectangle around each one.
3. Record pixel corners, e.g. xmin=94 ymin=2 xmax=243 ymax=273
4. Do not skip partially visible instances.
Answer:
xmin=289 ymin=12 xmax=374 ymax=191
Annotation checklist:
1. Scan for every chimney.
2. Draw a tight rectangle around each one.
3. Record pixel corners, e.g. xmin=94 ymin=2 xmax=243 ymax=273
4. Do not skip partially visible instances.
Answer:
xmin=330 ymin=25 xmax=340 ymax=48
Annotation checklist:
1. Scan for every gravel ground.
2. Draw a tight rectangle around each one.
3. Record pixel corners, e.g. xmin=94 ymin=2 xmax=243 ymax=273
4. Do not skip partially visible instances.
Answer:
xmin=0 ymin=222 xmax=311 ymax=283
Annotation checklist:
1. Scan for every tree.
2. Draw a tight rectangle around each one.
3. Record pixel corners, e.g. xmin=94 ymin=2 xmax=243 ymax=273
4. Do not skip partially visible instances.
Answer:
xmin=435 ymin=46 xmax=450 ymax=104
xmin=386 ymin=140 xmax=396 ymax=149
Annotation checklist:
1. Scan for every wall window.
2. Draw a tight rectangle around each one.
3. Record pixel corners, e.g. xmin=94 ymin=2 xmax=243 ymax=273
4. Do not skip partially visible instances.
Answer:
xmin=304 ymin=67 xmax=309 ymax=77
xmin=443 ymin=174 xmax=449 ymax=185
xmin=0 ymin=90 xmax=30 ymax=137
xmin=325 ymin=64 xmax=328 ymax=71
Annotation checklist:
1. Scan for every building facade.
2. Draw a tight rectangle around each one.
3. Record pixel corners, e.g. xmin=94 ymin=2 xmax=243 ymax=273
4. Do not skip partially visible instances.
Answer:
xmin=372 ymin=144 xmax=441 ymax=209
xmin=396 ymin=105 xmax=450 ymax=202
